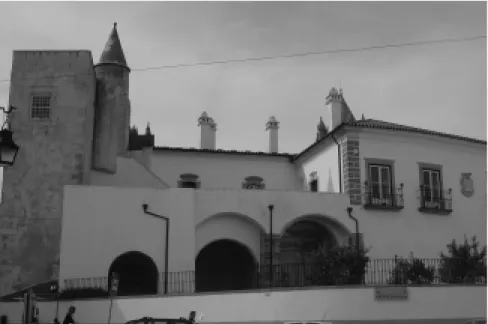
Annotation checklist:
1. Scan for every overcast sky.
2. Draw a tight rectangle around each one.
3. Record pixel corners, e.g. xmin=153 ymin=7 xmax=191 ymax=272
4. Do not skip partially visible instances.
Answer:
xmin=0 ymin=1 xmax=486 ymax=154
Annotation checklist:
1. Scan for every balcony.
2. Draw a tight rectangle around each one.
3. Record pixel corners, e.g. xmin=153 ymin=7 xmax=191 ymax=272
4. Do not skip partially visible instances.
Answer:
xmin=418 ymin=186 xmax=453 ymax=215
xmin=363 ymin=183 xmax=404 ymax=211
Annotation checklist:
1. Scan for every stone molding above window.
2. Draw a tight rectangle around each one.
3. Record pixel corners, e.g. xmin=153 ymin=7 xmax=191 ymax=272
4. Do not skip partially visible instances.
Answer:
xmin=242 ymin=176 xmax=265 ymax=189
xmin=178 ymin=173 xmax=201 ymax=189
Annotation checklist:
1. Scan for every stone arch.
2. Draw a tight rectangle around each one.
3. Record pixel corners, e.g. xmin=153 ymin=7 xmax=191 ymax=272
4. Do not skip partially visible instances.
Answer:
xmin=279 ymin=214 xmax=352 ymax=264
xmin=196 ymin=212 xmax=265 ymax=262
xmin=108 ymin=251 xmax=159 ymax=296
xmin=195 ymin=238 xmax=257 ymax=292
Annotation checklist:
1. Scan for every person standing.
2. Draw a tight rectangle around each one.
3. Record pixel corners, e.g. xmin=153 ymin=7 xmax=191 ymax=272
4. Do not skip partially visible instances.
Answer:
xmin=63 ymin=306 xmax=76 ymax=324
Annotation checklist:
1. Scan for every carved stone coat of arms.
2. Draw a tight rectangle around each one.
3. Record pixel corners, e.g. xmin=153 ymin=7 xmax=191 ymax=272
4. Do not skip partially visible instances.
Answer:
xmin=460 ymin=173 xmax=474 ymax=198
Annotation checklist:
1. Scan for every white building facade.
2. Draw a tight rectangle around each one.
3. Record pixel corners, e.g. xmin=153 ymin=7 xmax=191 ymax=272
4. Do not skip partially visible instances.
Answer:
xmin=0 ymin=24 xmax=485 ymax=297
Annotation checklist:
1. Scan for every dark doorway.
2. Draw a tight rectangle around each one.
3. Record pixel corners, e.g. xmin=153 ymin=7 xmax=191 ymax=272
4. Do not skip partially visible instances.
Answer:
xmin=108 ymin=251 xmax=159 ymax=296
xmin=195 ymin=239 xmax=256 ymax=292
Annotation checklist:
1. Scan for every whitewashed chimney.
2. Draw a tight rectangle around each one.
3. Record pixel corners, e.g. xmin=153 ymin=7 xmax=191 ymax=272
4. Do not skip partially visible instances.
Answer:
xmin=198 ymin=111 xmax=217 ymax=150
xmin=325 ymin=87 xmax=343 ymax=131
xmin=265 ymin=116 xmax=279 ymax=153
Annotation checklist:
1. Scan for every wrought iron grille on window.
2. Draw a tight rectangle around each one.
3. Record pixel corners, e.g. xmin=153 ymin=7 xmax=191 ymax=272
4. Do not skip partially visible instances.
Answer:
xmin=242 ymin=176 xmax=265 ymax=190
xmin=31 ymin=95 xmax=52 ymax=119
xmin=418 ymin=186 xmax=452 ymax=211
xmin=364 ymin=164 xmax=404 ymax=208
xmin=178 ymin=173 xmax=201 ymax=189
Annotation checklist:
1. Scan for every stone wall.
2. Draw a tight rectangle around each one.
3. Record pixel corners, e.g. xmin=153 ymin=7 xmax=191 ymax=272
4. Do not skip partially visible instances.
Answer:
xmin=341 ymin=133 xmax=362 ymax=205
xmin=92 ymin=64 xmax=130 ymax=173
xmin=0 ymin=51 xmax=96 ymax=296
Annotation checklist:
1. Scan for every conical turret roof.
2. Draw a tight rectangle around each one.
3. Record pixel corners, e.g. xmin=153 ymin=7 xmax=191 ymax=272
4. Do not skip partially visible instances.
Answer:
xmin=97 ymin=22 xmax=129 ymax=69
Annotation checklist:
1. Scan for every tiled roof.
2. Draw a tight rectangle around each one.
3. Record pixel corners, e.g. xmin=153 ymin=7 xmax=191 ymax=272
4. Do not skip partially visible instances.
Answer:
xmin=96 ymin=22 xmax=129 ymax=69
xmin=154 ymin=118 xmax=485 ymax=162
xmin=350 ymin=119 xmax=487 ymax=145
xmin=153 ymin=146 xmax=295 ymax=159
xmin=293 ymin=118 xmax=486 ymax=161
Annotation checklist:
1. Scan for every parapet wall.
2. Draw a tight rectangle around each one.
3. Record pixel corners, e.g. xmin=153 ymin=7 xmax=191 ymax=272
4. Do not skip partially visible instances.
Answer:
xmin=0 ymin=286 xmax=485 ymax=323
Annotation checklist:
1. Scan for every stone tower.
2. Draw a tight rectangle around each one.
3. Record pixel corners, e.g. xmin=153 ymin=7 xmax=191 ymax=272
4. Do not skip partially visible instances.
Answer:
xmin=92 ymin=22 xmax=131 ymax=173
xmin=0 ymin=50 xmax=96 ymax=295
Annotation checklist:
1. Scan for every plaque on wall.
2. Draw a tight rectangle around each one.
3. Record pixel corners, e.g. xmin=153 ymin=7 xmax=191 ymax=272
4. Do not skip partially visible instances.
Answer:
xmin=374 ymin=286 xmax=408 ymax=301
xmin=460 ymin=173 xmax=475 ymax=198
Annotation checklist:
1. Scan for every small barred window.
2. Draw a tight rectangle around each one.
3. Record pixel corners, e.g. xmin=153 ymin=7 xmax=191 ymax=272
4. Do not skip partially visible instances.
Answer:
xmin=242 ymin=176 xmax=265 ymax=190
xmin=31 ymin=94 xmax=52 ymax=119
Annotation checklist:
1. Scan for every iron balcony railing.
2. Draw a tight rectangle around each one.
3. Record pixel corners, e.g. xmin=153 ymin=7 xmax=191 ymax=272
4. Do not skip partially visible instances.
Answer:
xmin=363 ymin=183 xmax=404 ymax=209
xmin=418 ymin=186 xmax=453 ymax=212
xmin=61 ymin=257 xmax=486 ymax=297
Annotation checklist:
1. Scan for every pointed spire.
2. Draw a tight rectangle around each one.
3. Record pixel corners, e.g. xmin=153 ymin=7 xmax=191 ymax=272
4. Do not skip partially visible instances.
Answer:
xmin=145 ymin=122 xmax=151 ymax=135
xmin=316 ymin=117 xmax=328 ymax=142
xmin=97 ymin=22 xmax=129 ymax=70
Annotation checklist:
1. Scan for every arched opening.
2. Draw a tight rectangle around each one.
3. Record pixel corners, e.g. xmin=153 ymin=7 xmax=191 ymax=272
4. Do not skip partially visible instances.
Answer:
xmin=108 ymin=251 xmax=158 ymax=296
xmin=195 ymin=239 xmax=257 ymax=292
xmin=278 ymin=216 xmax=349 ymax=287
xmin=280 ymin=216 xmax=348 ymax=264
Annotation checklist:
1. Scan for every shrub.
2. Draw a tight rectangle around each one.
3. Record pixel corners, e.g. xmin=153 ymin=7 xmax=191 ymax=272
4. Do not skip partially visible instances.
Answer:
xmin=439 ymin=235 xmax=487 ymax=284
xmin=309 ymin=244 xmax=370 ymax=286
xmin=390 ymin=257 xmax=435 ymax=285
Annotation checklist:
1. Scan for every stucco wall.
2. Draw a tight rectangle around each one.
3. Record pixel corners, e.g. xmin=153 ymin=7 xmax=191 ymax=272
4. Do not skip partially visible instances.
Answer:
xmin=59 ymin=168 xmax=487 ymax=287
xmin=150 ymin=151 xmax=301 ymax=190
xmin=0 ymin=286 xmax=485 ymax=323
xmin=0 ymin=51 xmax=96 ymax=296
xmin=59 ymin=186 xmax=197 ymax=285
xmin=59 ymin=185 xmax=353 ymax=285
xmin=356 ymin=129 xmax=487 ymax=257
xmin=297 ymin=138 xmax=342 ymax=193
xmin=90 ymin=157 xmax=168 ymax=189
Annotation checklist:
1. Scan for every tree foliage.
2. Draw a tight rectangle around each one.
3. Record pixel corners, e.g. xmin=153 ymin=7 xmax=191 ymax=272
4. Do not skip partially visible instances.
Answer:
xmin=390 ymin=257 xmax=435 ymax=285
xmin=308 ymin=244 xmax=370 ymax=285
xmin=439 ymin=235 xmax=487 ymax=284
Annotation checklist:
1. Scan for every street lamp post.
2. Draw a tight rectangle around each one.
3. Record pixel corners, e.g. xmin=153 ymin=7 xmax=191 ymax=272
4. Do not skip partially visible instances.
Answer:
xmin=142 ymin=204 xmax=170 ymax=295
xmin=268 ymin=204 xmax=274 ymax=288
xmin=0 ymin=105 xmax=19 ymax=167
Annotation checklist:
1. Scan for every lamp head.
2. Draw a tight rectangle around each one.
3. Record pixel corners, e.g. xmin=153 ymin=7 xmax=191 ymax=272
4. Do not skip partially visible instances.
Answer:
xmin=347 ymin=207 xmax=353 ymax=214
xmin=142 ymin=203 xmax=148 ymax=212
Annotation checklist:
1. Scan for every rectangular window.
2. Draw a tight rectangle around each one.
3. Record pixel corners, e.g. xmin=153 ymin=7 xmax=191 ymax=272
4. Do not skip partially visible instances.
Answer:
xmin=368 ymin=164 xmax=392 ymax=202
xmin=420 ymin=168 xmax=442 ymax=208
xmin=309 ymin=179 xmax=318 ymax=192
xmin=309 ymin=171 xmax=319 ymax=192
xmin=31 ymin=94 xmax=52 ymax=119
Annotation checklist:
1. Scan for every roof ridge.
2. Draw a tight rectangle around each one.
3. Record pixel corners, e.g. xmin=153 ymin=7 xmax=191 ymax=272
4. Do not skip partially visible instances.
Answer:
xmin=153 ymin=146 xmax=296 ymax=158
xmin=351 ymin=118 xmax=486 ymax=144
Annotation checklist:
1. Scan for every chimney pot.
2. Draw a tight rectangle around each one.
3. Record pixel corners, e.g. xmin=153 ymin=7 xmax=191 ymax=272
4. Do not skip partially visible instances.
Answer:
xmin=265 ymin=116 xmax=279 ymax=153
xmin=198 ymin=111 xmax=217 ymax=150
